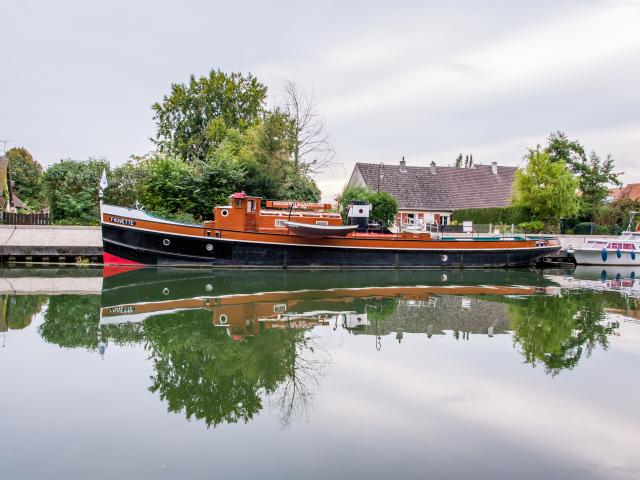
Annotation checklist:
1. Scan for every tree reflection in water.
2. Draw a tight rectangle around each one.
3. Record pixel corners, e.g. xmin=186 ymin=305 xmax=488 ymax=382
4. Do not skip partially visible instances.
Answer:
xmin=0 ymin=295 xmax=48 ymax=331
xmin=270 ymin=330 xmax=331 ymax=427
xmin=508 ymin=291 xmax=621 ymax=375
xmin=142 ymin=310 xmax=330 ymax=428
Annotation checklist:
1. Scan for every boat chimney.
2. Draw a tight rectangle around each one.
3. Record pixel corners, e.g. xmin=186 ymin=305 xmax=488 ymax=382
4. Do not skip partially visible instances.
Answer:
xmin=491 ymin=161 xmax=498 ymax=175
xmin=429 ymin=161 xmax=437 ymax=174
xmin=347 ymin=201 xmax=371 ymax=232
xmin=399 ymin=156 xmax=406 ymax=167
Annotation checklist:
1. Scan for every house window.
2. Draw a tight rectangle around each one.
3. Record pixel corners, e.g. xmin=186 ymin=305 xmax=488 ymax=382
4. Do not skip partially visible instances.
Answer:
xmin=407 ymin=213 xmax=415 ymax=225
xmin=440 ymin=216 xmax=449 ymax=226
xmin=275 ymin=219 xmax=287 ymax=227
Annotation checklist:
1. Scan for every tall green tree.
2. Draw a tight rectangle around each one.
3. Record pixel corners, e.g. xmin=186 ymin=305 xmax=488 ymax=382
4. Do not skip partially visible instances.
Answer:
xmin=6 ymin=147 xmax=46 ymax=210
xmin=152 ymin=70 xmax=267 ymax=161
xmin=204 ymin=111 xmax=320 ymax=201
xmin=513 ymin=148 xmax=579 ymax=225
xmin=546 ymin=131 xmax=621 ymax=219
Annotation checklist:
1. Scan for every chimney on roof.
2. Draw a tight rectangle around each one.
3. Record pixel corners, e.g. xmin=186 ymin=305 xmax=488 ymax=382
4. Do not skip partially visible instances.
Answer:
xmin=491 ymin=161 xmax=498 ymax=175
xmin=429 ymin=161 xmax=436 ymax=174
xmin=399 ymin=156 xmax=407 ymax=173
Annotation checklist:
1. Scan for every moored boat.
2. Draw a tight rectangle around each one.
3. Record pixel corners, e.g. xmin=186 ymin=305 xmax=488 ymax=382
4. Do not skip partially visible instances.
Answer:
xmin=572 ymin=212 xmax=640 ymax=266
xmin=100 ymin=193 xmax=560 ymax=268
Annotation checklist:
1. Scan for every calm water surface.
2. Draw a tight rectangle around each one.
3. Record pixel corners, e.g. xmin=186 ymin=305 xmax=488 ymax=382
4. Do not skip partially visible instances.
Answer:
xmin=1 ymin=267 xmax=639 ymax=479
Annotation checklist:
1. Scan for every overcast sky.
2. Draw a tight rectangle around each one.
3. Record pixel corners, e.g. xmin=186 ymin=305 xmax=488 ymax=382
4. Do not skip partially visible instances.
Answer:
xmin=2 ymin=0 xmax=639 ymax=199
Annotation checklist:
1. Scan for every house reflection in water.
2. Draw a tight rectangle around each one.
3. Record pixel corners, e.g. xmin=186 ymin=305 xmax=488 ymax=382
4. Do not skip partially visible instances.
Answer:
xmin=348 ymin=296 xmax=512 ymax=343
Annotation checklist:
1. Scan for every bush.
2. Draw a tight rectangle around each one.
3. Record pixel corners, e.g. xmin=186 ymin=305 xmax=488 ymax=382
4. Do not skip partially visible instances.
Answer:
xmin=518 ymin=221 xmax=545 ymax=233
xmin=44 ymin=158 xmax=108 ymax=224
xmin=452 ymin=206 xmax=532 ymax=225
xmin=369 ymin=191 xmax=398 ymax=228
xmin=339 ymin=185 xmax=398 ymax=227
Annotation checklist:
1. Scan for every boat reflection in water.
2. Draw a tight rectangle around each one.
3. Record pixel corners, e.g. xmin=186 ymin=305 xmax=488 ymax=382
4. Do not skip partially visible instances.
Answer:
xmin=4 ymin=268 xmax=628 ymax=428
xmin=549 ymin=265 xmax=640 ymax=299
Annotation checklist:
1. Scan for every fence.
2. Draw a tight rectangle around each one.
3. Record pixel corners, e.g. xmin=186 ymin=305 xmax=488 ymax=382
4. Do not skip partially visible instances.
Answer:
xmin=1 ymin=212 xmax=51 ymax=225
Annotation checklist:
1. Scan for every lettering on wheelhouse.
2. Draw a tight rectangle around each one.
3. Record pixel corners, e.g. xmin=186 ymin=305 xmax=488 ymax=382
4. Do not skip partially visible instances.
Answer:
xmin=110 ymin=216 xmax=136 ymax=226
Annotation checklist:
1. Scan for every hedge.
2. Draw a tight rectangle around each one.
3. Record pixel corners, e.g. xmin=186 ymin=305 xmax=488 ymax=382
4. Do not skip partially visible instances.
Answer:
xmin=451 ymin=206 xmax=532 ymax=225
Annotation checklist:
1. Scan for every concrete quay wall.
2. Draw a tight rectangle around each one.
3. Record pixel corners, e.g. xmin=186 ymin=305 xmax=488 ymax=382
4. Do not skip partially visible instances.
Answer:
xmin=0 ymin=225 xmax=102 ymax=257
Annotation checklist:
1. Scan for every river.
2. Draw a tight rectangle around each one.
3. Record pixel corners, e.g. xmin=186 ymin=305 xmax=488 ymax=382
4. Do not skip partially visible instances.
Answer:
xmin=1 ymin=267 xmax=639 ymax=479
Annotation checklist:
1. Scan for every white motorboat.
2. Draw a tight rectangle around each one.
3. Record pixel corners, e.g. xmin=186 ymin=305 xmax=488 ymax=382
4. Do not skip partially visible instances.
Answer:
xmin=572 ymin=212 xmax=640 ymax=266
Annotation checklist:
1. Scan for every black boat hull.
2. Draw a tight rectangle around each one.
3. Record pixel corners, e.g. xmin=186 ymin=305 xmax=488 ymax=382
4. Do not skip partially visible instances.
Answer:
xmin=102 ymin=224 xmax=560 ymax=268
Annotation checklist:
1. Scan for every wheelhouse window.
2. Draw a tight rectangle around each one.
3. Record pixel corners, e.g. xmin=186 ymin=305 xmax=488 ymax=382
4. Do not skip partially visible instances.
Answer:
xmin=247 ymin=199 xmax=256 ymax=212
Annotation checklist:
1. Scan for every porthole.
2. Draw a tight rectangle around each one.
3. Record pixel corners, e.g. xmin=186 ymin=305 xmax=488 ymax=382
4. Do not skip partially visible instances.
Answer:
xmin=441 ymin=274 xmax=448 ymax=282
xmin=163 ymin=238 xmax=170 ymax=246
xmin=206 ymin=244 xmax=213 ymax=252
xmin=205 ymin=283 xmax=213 ymax=292
xmin=219 ymin=314 xmax=228 ymax=324
xmin=441 ymin=254 xmax=448 ymax=262
xmin=162 ymin=287 xmax=170 ymax=296
xmin=220 ymin=209 xmax=229 ymax=217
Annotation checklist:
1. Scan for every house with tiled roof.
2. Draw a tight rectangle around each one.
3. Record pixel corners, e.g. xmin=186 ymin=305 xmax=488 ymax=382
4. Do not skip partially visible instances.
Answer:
xmin=608 ymin=183 xmax=640 ymax=203
xmin=346 ymin=158 xmax=517 ymax=227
